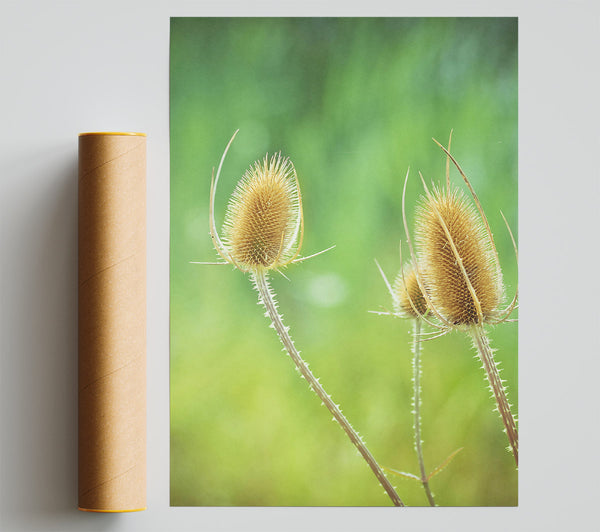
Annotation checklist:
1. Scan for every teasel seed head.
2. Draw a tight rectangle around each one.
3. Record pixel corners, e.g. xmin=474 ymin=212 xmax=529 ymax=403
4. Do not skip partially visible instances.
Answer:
xmin=222 ymin=152 xmax=302 ymax=272
xmin=208 ymin=130 xmax=308 ymax=274
xmin=414 ymin=184 xmax=504 ymax=326
xmin=393 ymin=265 xmax=429 ymax=319
xmin=401 ymin=135 xmax=518 ymax=330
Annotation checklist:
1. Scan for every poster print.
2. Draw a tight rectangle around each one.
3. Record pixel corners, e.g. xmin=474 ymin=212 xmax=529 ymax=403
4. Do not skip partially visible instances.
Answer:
xmin=170 ymin=17 xmax=518 ymax=506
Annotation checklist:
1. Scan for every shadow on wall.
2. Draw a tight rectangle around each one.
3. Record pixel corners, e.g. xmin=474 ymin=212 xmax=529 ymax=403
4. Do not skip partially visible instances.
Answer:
xmin=0 ymin=144 xmax=117 ymax=530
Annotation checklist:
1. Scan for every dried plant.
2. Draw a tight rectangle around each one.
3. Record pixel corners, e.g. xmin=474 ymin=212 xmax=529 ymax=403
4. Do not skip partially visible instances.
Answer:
xmin=195 ymin=130 xmax=404 ymax=506
xmin=402 ymin=136 xmax=519 ymax=466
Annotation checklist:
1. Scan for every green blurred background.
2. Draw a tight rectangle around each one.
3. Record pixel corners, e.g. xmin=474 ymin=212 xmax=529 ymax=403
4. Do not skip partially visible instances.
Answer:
xmin=170 ymin=17 xmax=518 ymax=507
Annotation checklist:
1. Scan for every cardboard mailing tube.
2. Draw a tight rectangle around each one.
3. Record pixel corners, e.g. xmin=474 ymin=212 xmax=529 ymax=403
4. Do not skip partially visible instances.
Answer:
xmin=78 ymin=132 xmax=146 ymax=512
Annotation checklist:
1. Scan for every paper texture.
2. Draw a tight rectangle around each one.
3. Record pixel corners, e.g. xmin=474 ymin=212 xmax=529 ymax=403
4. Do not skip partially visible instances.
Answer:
xmin=78 ymin=132 xmax=146 ymax=512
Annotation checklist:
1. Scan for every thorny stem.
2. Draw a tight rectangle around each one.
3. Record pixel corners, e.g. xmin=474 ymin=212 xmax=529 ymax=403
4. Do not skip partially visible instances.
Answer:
xmin=412 ymin=320 xmax=436 ymax=506
xmin=471 ymin=325 xmax=519 ymax=466
xmin=253 ymin=270 xmax=404 ymax=507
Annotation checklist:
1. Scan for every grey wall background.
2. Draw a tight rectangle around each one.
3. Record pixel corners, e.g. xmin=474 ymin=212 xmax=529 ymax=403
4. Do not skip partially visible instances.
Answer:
xmin=0 ymin=1 xmax=598 ymax=531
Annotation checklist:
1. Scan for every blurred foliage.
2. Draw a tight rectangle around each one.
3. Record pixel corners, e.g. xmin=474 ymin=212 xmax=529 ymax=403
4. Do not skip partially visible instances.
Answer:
xmin=170 ymin=17 xmax=518 ymax=506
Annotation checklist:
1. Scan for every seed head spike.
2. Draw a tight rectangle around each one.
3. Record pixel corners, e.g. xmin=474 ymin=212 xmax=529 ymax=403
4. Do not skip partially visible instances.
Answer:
xmin=445 ymin=129 xmax=453 ymax=191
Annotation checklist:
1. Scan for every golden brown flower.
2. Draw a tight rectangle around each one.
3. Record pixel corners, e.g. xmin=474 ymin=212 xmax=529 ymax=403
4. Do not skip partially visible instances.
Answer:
xmin=222 ymin=153 xmax=302 ymax=272
xmin=208 ymin=130 xmax=305 ymax=274
xmin=414 ymin=185 xmax=504 ymax=326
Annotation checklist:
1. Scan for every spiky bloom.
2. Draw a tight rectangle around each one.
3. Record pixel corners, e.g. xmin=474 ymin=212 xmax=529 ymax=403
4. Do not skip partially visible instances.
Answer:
xmin=414 ymin=186 xmax=504 ymax=326
xmin=222 ymin=153 xmax=302 ymax=272
xmin=393 ymin=265 xmax=428 ymax=319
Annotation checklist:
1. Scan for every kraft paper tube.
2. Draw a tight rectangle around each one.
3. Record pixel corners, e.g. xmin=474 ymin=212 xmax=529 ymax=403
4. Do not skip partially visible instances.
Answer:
xmin=78 ymin=132 xmax=146 ymax=512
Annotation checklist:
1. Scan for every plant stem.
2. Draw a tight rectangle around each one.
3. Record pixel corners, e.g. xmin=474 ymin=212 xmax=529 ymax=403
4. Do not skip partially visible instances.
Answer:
xmin=253 ymin=271 xmax=404 ymax=507
xmin=412 ymin=319 xmax=436 ymax=506
xmin=471 ymin=325 xmax=518 ymax=466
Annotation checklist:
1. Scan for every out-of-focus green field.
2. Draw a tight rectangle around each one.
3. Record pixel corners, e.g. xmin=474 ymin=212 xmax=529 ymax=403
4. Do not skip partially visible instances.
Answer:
xmin=170 ymin=17 xmax=518 ymax=506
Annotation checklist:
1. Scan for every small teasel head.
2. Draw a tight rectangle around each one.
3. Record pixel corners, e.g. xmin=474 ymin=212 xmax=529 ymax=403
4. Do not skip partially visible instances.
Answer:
xmin=209 ymin=130 xmax=304 ymax=274
xmin=414 ymin=182 xmax=504 ymax=327
xmin=393 ymin=264 xmax=429 ymax=319
xmin=374 ymin=252 xmax=433 ymax=324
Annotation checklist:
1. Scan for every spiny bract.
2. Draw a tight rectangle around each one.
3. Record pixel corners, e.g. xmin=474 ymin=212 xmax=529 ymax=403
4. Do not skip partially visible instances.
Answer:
xmin=414 ymin=185 xmax=504 ymax=326
xmin=222 ymin=153 xmax=302 ymax=272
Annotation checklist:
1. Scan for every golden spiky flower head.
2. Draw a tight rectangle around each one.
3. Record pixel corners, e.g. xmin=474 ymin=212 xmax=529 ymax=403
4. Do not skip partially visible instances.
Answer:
xmin=401 ymin=136 xmax=518 ymax=330
xmin=393 ymin=264 xmax=429 ymax=319
xmin=222 ymin=153 xmax=302 ymax=272
xmin=414 ymin=185 xmax=504 ymax=326
xmin=209 ymin=130 xmax=304 ymax=274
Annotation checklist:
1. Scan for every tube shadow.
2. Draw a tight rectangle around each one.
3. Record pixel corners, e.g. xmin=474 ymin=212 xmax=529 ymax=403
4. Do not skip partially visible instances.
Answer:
xmin=0 ymin=144 xmax=120 ymax=529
